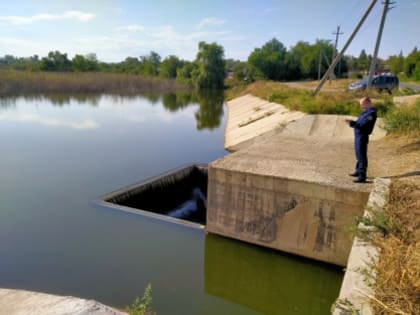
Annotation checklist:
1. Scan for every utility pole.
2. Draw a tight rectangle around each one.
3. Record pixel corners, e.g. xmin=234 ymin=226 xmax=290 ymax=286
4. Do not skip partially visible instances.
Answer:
xmin=367 ymin=0 xmax=394 ymax=88
xmin=331 ymin=25 xmax=343 ymax=77
xmin=314 ymin=0 xmax=378 ymax=95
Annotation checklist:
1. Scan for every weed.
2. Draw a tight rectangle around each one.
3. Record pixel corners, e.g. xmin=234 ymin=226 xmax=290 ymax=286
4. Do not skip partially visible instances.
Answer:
xmin=127 ymin=284 xmax=154 ymax=315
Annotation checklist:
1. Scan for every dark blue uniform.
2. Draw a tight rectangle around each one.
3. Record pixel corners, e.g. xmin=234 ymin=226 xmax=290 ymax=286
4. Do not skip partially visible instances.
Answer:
xmin=349 ymin=107 xmax=377 ymax=181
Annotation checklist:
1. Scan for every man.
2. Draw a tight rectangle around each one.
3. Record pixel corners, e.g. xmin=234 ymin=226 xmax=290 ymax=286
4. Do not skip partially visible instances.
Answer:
xmin=345 ymin=97 xmax=377 ymax=183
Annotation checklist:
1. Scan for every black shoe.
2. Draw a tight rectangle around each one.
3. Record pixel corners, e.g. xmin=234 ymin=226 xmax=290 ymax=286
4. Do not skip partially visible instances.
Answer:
xmin=353 ymin=178 xmax=366 ymax=183
xmin=349 ymin=172 xmax=359 ymax=177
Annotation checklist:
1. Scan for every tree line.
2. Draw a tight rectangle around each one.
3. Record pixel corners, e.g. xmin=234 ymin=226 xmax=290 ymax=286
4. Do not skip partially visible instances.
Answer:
xmin=1 ymin=38 xmax=419 ymax=88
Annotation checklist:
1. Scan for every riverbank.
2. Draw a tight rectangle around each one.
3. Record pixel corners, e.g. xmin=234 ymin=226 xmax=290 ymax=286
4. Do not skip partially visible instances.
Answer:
xmin=0 ymin=70 xmax=187 ymax=96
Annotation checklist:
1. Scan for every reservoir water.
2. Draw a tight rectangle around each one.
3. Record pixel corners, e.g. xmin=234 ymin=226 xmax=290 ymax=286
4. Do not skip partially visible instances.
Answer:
xmin=0 ymin=92 xmax=343 ymax=315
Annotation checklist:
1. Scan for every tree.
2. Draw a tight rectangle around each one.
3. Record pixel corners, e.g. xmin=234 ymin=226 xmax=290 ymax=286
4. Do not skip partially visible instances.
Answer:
xmin=40 ymin=51 xmax=72 ymax=71
xmin=159 ymin=55 xmax=184 ymax=78
xmin=248 ymin=38 xmax=287 ymax=80
xmin=192 ymin=41 xmax=225 ymax=89
xmin=386 ymin=51 xmax=404 ymax=74
xmin=176 ymin=61 xmax=196 ymax=85
xmin=139 ymin=51 xmax=161 ymax=76
xmin=357 ymin=49 xmax=370 ymax=73
xmin=72 ymin=53 xmax=98 ymax=72
xmin=403 ymin=47 xmax=420 ymax=77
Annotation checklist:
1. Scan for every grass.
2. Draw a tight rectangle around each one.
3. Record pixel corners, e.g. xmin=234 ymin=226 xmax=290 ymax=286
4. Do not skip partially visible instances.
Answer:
xmin=384 ymin=99 xmax=420 ymax=134
xmin=225 ymin=80 xmax=397 ymax=117
xmin=358 ymin=180 xmax=420 ymax=315
xmin=0 ymin=70 xmax=186 ymax=96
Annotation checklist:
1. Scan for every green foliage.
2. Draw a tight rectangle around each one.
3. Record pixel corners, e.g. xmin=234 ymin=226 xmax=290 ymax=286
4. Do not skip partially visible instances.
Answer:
xmin=248 ymin=38 xmax=287 ymax=81
xmin=1 ymin=43 xmax=420 ymax=82
xmin=384 ymin=100 xmax=420 ymax=134
xmin=176 ymin=61 xmax=196 ymax=85
xmin=72 ymin=54 xmax=98 ymax=72
xmin=140 ymin=51 xmax=161 ymax=76
xmin=192 ymin=41 xmax=225 ymax=89
xmin=357 ymin=49 xmax=370 ymax=72
xmin=40 ymin=51 xmax=72 ymax=71
xmin=159 ymin=55 xmax=184 ymax=78
xmin=403 ymin=47 xmax=420 ymax=77
xmin=267 ymin=88 xmax=360 ymax=115
xmin=387 ymin=51 xmax=404 ymax=74
xmin=127 ymin=284 xmax=153 ymax=315
xmin=412 ymin=61 xmax=420 ymax=81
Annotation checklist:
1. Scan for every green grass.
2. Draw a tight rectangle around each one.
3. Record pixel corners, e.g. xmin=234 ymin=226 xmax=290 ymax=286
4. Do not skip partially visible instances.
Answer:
xmin=226 ymin=80 xmax=396 ymax=117
xmin=384 ymin=99 xmax=420 ymax=134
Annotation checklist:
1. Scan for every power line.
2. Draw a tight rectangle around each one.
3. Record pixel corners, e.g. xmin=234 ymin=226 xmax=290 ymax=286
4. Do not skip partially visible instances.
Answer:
xmin=331 ymin=25 xmax=344 ymax=77
xmin=314 ymin=0 xmax=379 ymax=95
xmin=367 ymin=0 xmax=396 ymax=88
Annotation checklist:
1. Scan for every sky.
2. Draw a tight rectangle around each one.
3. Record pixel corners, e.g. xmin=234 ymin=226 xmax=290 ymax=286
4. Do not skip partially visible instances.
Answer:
xmin=0 ymin=0 xmax=418 ymax=62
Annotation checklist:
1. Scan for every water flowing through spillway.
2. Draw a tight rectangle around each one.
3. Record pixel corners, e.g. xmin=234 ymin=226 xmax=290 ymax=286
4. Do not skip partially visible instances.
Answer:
xmin=101 ymin=164 xmax=208 ymax=226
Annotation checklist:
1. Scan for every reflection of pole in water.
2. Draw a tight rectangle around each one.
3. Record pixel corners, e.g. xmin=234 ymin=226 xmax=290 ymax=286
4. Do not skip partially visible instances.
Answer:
xmin=167 ymin=188 xmax=207 ymax=219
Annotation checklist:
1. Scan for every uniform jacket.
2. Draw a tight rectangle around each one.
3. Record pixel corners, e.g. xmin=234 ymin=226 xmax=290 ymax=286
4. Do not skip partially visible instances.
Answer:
xmin=349 ymin=107 xmax=377 ymax=136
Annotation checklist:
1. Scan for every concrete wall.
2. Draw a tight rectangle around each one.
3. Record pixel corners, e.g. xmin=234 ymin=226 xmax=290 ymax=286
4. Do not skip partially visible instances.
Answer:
xmin=207 ymin=167 xmax=369 ymax=266
xmin=332 ymin=178 xmax=391 ymax=315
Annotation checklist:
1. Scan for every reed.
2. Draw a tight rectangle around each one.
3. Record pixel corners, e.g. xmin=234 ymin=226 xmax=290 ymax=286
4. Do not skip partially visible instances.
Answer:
xmin=0 ymin=70 xmax=187 ymax=95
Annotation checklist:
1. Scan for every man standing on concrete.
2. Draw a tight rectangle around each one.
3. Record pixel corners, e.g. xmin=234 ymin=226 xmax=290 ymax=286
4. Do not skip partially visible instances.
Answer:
xmin=345 ymin=97 xmax=377 ymax=183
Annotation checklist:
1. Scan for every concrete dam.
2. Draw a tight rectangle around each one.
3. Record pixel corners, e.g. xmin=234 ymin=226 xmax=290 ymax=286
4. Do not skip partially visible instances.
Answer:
xmin=99 ymin=94 xmax=385 ymax=267
xmin=206 ymin=94 xmax=385 ymax=267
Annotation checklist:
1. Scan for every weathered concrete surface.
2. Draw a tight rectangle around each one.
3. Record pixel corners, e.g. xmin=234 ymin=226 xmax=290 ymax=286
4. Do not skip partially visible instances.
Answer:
xmin=207 ymin=137 xmax=372 ymax=266
xmin=207 ymin=95 xmax=387 ymax=266
xmin=0 ymin=289 xmax=126 ymax=315
xmin=224 ymin=94 xmax=385 ymax=151
xmin=224 ymin=94 xmax=305 ymax=151
xmin=333 ymin=178 xmax=391 ymax=315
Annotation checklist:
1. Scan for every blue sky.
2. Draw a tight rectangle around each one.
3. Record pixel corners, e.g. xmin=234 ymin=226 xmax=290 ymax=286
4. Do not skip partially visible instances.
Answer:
xmin=0 ymin=0 xmax=418 ymax=62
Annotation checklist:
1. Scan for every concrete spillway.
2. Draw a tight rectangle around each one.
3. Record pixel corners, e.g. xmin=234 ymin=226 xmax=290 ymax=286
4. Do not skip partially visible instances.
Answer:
xmin=206 ymin=95 xmax=386 ymax=266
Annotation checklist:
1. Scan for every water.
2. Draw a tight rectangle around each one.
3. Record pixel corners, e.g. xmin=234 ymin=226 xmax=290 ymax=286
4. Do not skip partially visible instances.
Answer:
xmin=0 ymin=92 xmax=343 ymax=315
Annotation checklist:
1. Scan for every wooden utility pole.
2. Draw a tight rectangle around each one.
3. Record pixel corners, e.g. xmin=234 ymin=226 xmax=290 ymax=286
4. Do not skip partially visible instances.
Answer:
xmin=331 ymin=25 xmax=343 ymax=77
xmin=313 ymin=0 xmax=378 ymax=95
xmin=367 ymin=0 xmax=394 ymax=88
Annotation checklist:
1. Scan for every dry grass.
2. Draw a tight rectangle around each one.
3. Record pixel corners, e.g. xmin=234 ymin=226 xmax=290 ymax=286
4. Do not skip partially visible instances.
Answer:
xmin=0 ymin=70 xmax=186 ymax=95
xmin=371 ymin=180 xmax=420 ymax=315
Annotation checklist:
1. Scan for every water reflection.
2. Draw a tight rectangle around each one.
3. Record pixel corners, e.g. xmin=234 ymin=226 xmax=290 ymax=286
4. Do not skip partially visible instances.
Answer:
xmin=0 ymin=90 xmax=225 ymax=130
xmin=161 ymin=90 xmax=224 ymax=130
xmin=205 ymin=234 xmax=343 ymax=315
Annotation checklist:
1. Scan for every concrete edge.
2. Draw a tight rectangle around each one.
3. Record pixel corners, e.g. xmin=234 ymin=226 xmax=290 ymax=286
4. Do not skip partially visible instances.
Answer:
xmin=332 ymin=177 xmax=391 ymax=315
xmin=0 ymin=288 xmax=127 ymax=315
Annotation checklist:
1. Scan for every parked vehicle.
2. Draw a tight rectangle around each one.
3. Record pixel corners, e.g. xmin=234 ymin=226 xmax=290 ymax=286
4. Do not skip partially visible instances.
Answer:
xmin=348 ymin=73 xmax=399 ymax=93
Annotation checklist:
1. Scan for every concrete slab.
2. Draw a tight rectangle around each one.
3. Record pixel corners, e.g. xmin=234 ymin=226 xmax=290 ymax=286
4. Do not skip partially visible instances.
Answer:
xmin=208 ymin=95 xmax=387 ymax=266
xmin=224 ymin=94 xmax=306 ymax=151
xmin=224 ymin=94 xmax=385 ymax=151
xmin=0 ymin=289 xmax=126 ymax=315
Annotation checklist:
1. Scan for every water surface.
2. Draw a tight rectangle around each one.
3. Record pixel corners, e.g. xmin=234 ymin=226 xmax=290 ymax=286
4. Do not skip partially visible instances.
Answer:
xmin=0 ymin=92 xmax=343 ymax=315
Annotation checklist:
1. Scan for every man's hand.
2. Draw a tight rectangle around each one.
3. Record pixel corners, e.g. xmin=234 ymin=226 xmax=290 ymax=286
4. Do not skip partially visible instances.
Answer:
xmin=344 ymin=119 xmax=352 ymax=125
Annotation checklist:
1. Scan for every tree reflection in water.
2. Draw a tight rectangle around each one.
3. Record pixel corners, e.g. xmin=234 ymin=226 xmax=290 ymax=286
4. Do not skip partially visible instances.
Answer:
xmin=1 ymin=90 xmax=225 ymax=130
xmin=161 ymin=89 xmax=224 ymax=130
